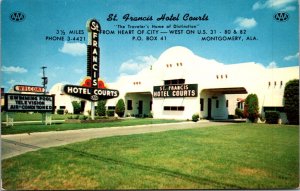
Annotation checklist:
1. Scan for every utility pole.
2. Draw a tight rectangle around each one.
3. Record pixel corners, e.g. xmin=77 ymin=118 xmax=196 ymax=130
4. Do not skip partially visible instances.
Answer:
xmin=41 ymin=66 xmax=48 ymax=94
xmin=41 ymin=66 xmax=49 ymax=125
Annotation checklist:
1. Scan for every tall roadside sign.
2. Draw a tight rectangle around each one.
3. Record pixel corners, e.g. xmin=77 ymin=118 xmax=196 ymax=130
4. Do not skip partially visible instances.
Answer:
xmin=63 ymin=19 xmax=119 ymax=119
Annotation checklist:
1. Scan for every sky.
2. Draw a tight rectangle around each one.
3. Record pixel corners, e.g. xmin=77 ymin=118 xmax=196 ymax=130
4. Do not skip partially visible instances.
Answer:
xmin=1 ymin=0 xmax=299 ymax=92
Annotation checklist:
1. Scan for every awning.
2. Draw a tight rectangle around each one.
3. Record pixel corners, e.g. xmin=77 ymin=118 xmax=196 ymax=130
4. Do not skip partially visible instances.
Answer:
xmin=202 ymin=87 xmax=247 ymax=94
xmin=237 ymin=98 xmax=245 ymax=102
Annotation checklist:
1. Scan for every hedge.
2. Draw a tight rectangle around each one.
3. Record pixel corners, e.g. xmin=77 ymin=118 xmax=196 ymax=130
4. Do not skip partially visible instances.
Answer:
xmin=56 ymin=109 xmax=64 ymax=115
xmin=244 ymin=94 xmax=259 ymax=122
xmin=106 ymin=110 xmax=115 ymax=117
xmin=284 ymin=79 xmax=299 ymax=125
xmin=265 ymin=111 xmax=279 ymax=124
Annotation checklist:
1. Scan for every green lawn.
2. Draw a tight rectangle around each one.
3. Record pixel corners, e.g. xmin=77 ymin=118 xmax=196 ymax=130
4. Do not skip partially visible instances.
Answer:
xmin=1 ymin=118 xmax=181 ymax=135
xmin=2 ymin=123 xmax=298 ymax=189
xmin=1 ymin=112 xmax=68 ymax=121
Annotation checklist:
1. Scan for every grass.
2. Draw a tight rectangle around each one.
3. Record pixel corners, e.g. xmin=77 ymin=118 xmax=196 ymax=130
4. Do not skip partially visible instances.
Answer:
xmin=1 ymin=112 xmax=68 ymax=121
xmin=2 ymin=123 xmax=298 ymax=189
xmin=1 ymin=118 xmax=182 ymax=135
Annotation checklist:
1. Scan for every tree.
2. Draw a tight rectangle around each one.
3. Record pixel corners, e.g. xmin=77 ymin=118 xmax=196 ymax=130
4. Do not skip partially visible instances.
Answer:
xmin=284 ymin=79 xmax=299 ymax=125
xmin=72 ymin=101 xmax=81 ymax=114
xmin=96 ymin=100 xmax=107 ymax=116
xmin=243 ymin=94 xmax=259 ymax=122
xmin=115 ymin=99 xmax=125 ymax=117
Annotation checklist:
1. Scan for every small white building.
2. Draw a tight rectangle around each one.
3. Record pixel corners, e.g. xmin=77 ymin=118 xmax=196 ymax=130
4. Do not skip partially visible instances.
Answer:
xmin=50 ymin=46 xmax=299 ymax=121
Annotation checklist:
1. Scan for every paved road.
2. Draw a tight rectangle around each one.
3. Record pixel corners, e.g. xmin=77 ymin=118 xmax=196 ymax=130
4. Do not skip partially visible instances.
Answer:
xmin=2 ymin=121 xmax=231 ymax=160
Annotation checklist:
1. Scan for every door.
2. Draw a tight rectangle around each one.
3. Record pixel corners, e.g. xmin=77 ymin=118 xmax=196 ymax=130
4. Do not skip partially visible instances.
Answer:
xmin=207 ymin=98 xmax=212 ymax=119
xmin=138 ymin=101 xmax=143 ymax=115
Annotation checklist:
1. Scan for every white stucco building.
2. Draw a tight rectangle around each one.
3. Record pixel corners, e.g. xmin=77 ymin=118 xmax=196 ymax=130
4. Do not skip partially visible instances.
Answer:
xmin=50 ymin=46 xmax=299 ymax=121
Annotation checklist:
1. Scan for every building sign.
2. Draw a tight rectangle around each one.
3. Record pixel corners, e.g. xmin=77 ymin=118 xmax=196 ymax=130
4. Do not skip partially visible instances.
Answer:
xmin=14 ymin=85 xmax=45 ymax=93
xmin=4 ymin=93 xmax=55 ymax=112
xmin=153 ymin=84 xmax=198 ymax=98
xmin=86 ymin=19 xmax=100 ymax=88
xmin=63 ymin=85 xmax=119 ymax=101
xmin=64 ymin=19 xmax=119 ymax=102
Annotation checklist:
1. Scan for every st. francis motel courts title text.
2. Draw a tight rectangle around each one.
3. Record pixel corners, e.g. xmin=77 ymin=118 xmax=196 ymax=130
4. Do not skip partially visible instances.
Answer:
xmin=106 ymin=13 xmax=209 ymax=22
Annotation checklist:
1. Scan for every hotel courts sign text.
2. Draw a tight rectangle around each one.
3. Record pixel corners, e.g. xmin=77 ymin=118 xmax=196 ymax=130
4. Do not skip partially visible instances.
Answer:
xmin=153 ymin=84 xmax=198 ymax=98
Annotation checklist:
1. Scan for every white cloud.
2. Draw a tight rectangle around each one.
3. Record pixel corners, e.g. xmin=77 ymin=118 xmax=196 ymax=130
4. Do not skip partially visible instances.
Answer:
xmin=58 ymin=42 xmax=86 ymax=56
xmin=7 ymin=79 xmax=27 ymax=85
xmin=267 ymin=61 xmax=278 ymax=68
xmin=119 ymin=55 xmax=157 ymax=75
xmin=7 ymin=80 xmax=17 ymax=85
xmin=253 ymin=1 xmax=266 ymax=10
xmin=234 ymin=17 xmax=257 ymax=29
xmin=1 ymin=66 xmax=28 ymax=73
xmin=280 ymin=5 xmax=296 ymax=11
xmin=253 ymin=0 xmax=297 ymax=10
xmin=284 ymin=52 xmax=299 ymax=61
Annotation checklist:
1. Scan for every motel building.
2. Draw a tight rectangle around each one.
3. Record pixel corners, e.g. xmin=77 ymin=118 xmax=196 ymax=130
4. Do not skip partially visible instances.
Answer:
xmin=49 ymin=46 xmax=299 ymax=122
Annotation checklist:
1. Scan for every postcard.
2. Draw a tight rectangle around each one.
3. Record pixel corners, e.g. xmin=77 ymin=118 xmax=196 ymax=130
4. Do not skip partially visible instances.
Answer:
xmin=1 ymin=0 xmax=299 ymax=190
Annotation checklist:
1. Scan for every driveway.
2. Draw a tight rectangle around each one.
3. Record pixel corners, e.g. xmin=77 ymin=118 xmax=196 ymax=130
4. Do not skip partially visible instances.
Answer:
xmin=2 ymin=121 xmax=231 ymax=160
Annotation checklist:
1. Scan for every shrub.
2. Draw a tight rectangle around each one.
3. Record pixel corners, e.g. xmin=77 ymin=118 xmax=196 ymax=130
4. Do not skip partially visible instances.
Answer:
xmin=284 ymin=79 xmax=299 ymax=125
xmin=192 ymin=113 xmax=199 ymax=122
xmin=235 ymin=108 xmax=244 ymax=118
xmin=106 ymin=110 xmax=115 ymax=117
xmin=228 ymin=115 xmax=238 ymax=119
xmin=148 ymin=112 xmax=153 ymax=118
xmin=56 ymin=109 xmax=64 ymax=115
xmin=115 ymin=99 xmax=125 ymax=117
xmin=96 ymin=100 xmax=107 ymax=116
xmin=72 ymin=101 xmax=81 ymax=114
xmin=244 ymin=94 xmax=259 ymax=122
xmin=265 ymin=111 xmax=279 ymax=124
xmin=79 ymin=115 xmax=88 ymax=120
xmin=73 ymin=115 xmax=79 ymax=119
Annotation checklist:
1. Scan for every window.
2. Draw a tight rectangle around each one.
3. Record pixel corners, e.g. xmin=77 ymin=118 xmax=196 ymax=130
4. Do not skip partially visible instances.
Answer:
xmin=107 ymin=106 xmax=115 ymax=110
xmin=59 ymin=106 xmax=66 ymax=109
xmin=200 ymin=98 xmax=204 ymax=111
xmin=171 ymin=106 xmax=177 ymax=111
xmin=164 ymin=79 xmax=185 ymax=85
xmin=263 ymin=107 xmax=284 ymax=112
xmin=226 ymin=100 xmax=228 ymax=108
xmin=178 ymin=79 xmax=185 ymax=84
xmin=127 ymin=100 xmax=133 ymax=110
xmin=178 ymin=106 xmax=184 ymax=111
xmin=164 ymin=106 xmax=185 ymax=111
xmin=164 ymin=106 xmax=171 ymax=110
xmin=171 ymin=80 xmax=177 ymax=84
xmin=216 ymin=100 xmax=219 ymax=108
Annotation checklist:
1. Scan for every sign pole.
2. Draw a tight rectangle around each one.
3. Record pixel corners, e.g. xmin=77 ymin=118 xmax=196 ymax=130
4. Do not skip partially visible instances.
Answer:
xmin=91 ymin=102 xmax=95 ymax=120
xmin=41 ymin=66 xmax=48 ymax=125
